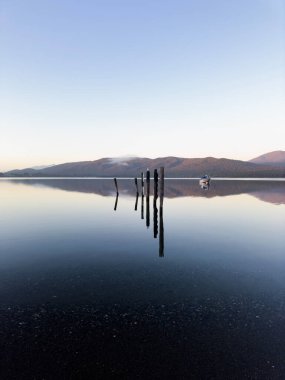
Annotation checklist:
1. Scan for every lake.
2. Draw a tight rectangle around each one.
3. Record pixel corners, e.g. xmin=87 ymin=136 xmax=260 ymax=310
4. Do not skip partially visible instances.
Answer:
xmin=0 ymin=178 xmax=284 ymax=379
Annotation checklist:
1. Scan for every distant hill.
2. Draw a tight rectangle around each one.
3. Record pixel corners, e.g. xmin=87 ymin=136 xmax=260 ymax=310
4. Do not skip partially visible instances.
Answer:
xmin=250 ymin=151 xmax=285 ymax=166
xmin=4 ymin=156 xmax=285 ymax=177
xmin=5 ymin=168 xmax=39 ymax=176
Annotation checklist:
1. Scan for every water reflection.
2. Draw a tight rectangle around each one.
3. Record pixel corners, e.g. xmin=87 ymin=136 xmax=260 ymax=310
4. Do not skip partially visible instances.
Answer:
xmin=134 ymin=193 xmax=139 ymax=211
xmin=113 ymin=187 xmax=165 ymax=257
xmin=5 ymin=178 xmax=285 ymax=205
xmin=114 ymin=193 xmax=119 ymax=211
xmin=153 ymin=193 xmax=158 ymax=239
xmin=146 ymin=194 xmax=150 ymax=228
xmin=200 ymin=182 xmax=210 ymax=190
xmin=141 ymin=193 xmax=144 ymax=220
xmin=0 ymin=178 xmax=284 ymax=379
xmin=159 ymin=206 xmax=164 ymax=257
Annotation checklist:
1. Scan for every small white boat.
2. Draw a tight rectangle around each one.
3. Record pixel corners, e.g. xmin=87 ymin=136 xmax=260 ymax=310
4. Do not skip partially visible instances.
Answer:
xmin=199 ymin=175 xmax=211 ymax=185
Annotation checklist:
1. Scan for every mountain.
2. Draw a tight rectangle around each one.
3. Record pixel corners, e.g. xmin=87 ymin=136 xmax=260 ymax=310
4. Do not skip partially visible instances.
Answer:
xmin=5 ymin=168 xmax=39 ymax=176
xmin=250 ymin=151 xmax=285 ymax=166
xmin=4 ymin=156 xmax=285 ymax=177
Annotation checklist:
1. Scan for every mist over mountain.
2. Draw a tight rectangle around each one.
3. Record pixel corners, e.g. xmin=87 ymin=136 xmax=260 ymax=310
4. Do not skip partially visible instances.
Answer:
xmin=30 ymin=164 xmax=55 ymax=170
xmin=4 ymin=153 xmax=285 ymax=178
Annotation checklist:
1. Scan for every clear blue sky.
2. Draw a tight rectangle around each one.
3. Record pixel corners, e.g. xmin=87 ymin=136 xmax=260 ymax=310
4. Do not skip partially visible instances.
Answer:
xmin=0 ymin=0 xmax=284 ymax=170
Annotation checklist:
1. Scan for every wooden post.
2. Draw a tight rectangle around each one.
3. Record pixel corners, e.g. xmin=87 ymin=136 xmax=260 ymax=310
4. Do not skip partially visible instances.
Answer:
xmin=159 ymin=167 xmax=164 ymax=256
xmin=134 ymin=177 xmax=139 ymax=195
xmin=146 ymin=169 xmax=150 ymax=197
xmin=145 ymin=168 xmax=150 ymax=228
xmin=153 ymin=169 xmax=159 ymax=237
xmin=141 ymin=172 xmax=144 ymax=195
xmin=154 ymin=169 xmax=158 ymax=199
xmin=159 ymin=167 xmax=164 ymax=207
xmin=114 ymin=178 xmax=119 ymax=195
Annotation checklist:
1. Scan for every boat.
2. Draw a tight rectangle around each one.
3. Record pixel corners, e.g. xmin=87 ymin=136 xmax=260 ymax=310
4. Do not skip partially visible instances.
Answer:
xmin=199 ymin=174 xmax=211 ymax=184
xmin=199 ymin=175 xmax=211 ymax=190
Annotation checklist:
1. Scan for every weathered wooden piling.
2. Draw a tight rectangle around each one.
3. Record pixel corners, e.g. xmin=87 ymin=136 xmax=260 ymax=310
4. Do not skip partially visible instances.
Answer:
xmin=141 ymin=172 xmax=144 ymax=195
xmin=146 ymin=169 xmax=150 ymax=197
xmin=145 ymin=169 xmax=150 ymax=228
xmin=153 ymin=168 xmax=159 ymax=237
xmin=134 ymin=177 xmax=139 ymax=195
xmin=159 ymin=167 xmax=164 ymax=207
xmin=153 ymin=169 xmax=158 ymax=199
xmin=113 ymin=177 xmax=119 ymax=195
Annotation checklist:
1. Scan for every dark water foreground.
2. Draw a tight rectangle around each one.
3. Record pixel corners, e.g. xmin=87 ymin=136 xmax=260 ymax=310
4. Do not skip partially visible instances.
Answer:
xmin=0 ymin=179 xmax=285 ymax=379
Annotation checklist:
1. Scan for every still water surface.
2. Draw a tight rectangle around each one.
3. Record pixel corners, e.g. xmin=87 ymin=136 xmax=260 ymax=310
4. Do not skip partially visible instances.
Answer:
xmin=0 ymin=179 xmax=285 ymax=379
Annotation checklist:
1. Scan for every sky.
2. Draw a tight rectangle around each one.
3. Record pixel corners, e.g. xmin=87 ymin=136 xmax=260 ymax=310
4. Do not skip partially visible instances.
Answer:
xmin=0 ymin=0 xmax=284 ymax=171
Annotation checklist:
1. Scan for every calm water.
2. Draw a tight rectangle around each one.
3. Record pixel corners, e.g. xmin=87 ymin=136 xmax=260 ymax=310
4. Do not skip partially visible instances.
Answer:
xmin=0 ymin=178 xmax=285 ymax=379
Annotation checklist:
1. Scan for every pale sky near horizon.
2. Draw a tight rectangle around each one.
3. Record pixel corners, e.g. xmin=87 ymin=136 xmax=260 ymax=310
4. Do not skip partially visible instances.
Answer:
xmin=0 ymin=0 xmax=284 ymax=171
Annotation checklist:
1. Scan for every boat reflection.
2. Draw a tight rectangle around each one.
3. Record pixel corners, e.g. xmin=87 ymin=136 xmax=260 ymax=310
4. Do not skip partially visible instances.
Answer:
xmin=200 ymin=182 xmax=210 ymax=190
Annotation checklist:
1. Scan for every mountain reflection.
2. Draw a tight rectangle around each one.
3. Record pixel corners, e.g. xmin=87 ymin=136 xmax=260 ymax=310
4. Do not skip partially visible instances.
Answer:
xmin=6 ymin=178 xmax=285 ymax=205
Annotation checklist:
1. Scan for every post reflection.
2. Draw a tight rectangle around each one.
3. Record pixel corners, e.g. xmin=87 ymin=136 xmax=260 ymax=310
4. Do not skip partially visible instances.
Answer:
xmin=111 ymin=177 xmax=164 ymax=257
xmin=138 ymin=187 xmax=164 ymax=257
xmin=141 ymin=194 xmax=144 ymax=220
xmin=146 ymin=194 xmax=150 ymax=228
xmin=134 ymin=193 xmax=139 ymax=211
xmin=153 ymin=195 xmax=158 ymax=239
xmin=159 ymin=205 xmax=164 ymax=257
xmin=114 ymin=193 xmax=119 ymax=211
